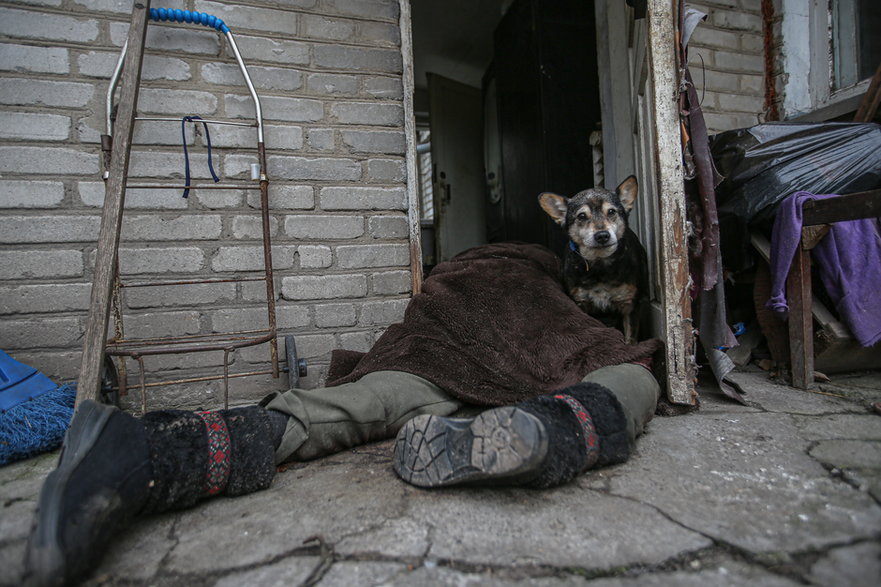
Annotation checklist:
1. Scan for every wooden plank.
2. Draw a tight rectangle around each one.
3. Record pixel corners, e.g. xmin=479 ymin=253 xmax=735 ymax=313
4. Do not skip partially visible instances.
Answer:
xmin=647 ymin=0 xmax=697 ymax=405
xmin=853 ymin=61 xmax=881 ymax=122
xmin=76 ymin=0 xmax=151 ymax=407
xmin=398 ymin=0 xmax=424 ymax=295
xmin=786 ymin=245 xmax=814 ymax=389
xmin=802 ymin=189 xmax=881 ymax=226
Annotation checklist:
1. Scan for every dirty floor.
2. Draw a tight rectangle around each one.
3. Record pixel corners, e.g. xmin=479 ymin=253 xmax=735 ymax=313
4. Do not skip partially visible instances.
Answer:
xmin=2 ymin=366 xmax=880 ymax=586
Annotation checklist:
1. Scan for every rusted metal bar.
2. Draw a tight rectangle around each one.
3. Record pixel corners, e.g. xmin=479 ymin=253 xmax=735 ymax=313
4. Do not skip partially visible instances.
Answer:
xmin=257 ymin=140 xmax=280 ymax=378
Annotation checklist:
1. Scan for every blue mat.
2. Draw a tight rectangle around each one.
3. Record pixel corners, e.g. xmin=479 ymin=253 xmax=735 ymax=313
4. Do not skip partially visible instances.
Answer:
xmin=0 ymin=350 xmax=75 ymax=466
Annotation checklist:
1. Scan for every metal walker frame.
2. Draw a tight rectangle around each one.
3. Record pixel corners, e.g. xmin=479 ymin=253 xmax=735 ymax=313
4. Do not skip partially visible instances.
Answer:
xmin=83 ymin=6 xmax=305 ymax=412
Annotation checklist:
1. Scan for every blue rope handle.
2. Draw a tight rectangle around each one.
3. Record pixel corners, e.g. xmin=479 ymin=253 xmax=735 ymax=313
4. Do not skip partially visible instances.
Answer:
xmin=181 ymin=116 xmax=220 ymax=199
xmin=149 ymin=8 xmax=229 ymax=33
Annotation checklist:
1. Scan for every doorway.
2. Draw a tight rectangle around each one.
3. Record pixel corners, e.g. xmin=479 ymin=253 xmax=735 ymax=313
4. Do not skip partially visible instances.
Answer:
xmin=410 ymin=0 xmax=603 ymax=268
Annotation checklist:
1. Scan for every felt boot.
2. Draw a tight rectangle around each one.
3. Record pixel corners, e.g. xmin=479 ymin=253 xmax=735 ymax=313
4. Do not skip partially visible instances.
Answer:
xmin=393 ymin=382 xmax=630 ymax=489
xmin=24 ymin=400 xmax=282 ymax=586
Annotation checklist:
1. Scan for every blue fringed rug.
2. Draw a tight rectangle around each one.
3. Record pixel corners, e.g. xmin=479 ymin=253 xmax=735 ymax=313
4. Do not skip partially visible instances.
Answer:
xmin=0 ymin=350 xmax=76 ymax=467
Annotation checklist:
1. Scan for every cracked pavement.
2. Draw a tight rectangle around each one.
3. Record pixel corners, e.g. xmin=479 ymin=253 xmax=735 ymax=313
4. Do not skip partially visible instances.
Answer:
xmin=2 ymin=367 xmax=880 ymax=586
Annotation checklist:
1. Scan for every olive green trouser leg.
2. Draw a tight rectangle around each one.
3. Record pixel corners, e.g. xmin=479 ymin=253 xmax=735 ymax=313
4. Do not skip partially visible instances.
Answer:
xmin=260 ymin=371 xmax=463 ymax=464
xmin=581 ymin=363 xmax=661 ymax=442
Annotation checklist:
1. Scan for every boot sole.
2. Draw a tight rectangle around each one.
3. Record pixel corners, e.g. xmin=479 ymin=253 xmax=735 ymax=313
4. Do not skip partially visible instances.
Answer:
xmin=393 ymin=407 xmax=548 ymax=488
xmin=26 ymin=400 xmax=115 ymax=586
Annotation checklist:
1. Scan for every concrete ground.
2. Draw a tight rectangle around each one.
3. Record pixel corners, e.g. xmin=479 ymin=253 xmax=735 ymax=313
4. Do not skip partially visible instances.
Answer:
xmin=1 ymin=366 xmax=880 ymax=586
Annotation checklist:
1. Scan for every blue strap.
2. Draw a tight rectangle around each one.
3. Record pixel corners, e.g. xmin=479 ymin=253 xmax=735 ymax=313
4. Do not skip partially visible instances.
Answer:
xmin=569 ymin=240 xmax=578 ymax=253
xmin=181 ymin=116 xmax=219 ymax=198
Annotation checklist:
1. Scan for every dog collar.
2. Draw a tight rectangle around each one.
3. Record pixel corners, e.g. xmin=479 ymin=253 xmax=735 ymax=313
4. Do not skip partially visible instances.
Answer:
xmin=568 ymin=240 xmax=578 ymax=253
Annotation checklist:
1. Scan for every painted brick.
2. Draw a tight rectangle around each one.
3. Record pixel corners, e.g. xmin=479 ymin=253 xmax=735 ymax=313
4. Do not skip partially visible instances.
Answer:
xmin=133 ymin=122 xmax=193 ymax=147
xmin=368 ymin=215 xmax=408 ymax=239
xmin=0 ymin=180 xmax=64 ymax=208
xmin=212 ymin=245 xmax=297 ymax=271
xmin=116 ymin=247 xmax=204 ymax=274
xmin=78 ymin=52 xmax=191 ymax=81
xmin=122 ymin=215 xmax=222 ymax=241
xmin=127 ymin=150 xmax=215 ymax=180
xmin=0 ymin=79 xmax=94 ymax=107
xmin=293 ymin=333 xmax=337 ymax=359
xmin=0 ymin=215 xmax=101 ymax=243
xmin=1 ymin=317 xmax=82 ymax=349
xmin=689 ymin=26 xmax=741 ymax=50
xmin=72 ymin=0 xmax=162 ymax=14
xmin=268 ymin=0 xmax=317 ymax=8
xmin=139 ymin=88 xmax=219 ymax=116
xmin=336 ymin=243 xmax=409 ymax=268
xmin=301 ymin=14 xmax=355 ymax=41
xmin=313 ymin=45 xmax=402 ymax=74
xmin=281 ymin=274 xmax=366 ymax=300
xmin=364 ymin=76 xmax=403 ymax=100
xmin=701 ymin=70 xmax=743 ymax=92
xmin=339 ymin=330 xmax=374 ymax=352
xmin=366 ymin=158 xmax=406 ymax=182
xmin=110 ymin=22 xmax=220 ymax=55
xmin=358 ymin=21 xmax=400 ymax=47
xmin=266 ymin=156 xmax=362 ymax=182
xmin=307 ymin=128 xmax=335 ymax=151
xmin=9 ymin=0 xmax=62 ymax=6
xmin=0 ymin=250 xmax=83 ymax=279
xmin=713 ymin=9 xmax=762 ymax=31
xmin=370 ymin=270 xmax=411 ymax=295
xmin=315 ymin=303 xmax=356 ymax=327
xmin=194 ymin=189 xmax=245 ymax=209
xmin=225 ymin=94 xmax=324 ymax=123
xmin=297 ymin=245 xmax=332 ymax=268
xmin=201 ymin=63 xmax=303 ymax=92
xmin=285 ymin=215 xmax=364 ymax=239
xmin=123 ymin=282 xmax=237 ymax=309
xmin=0 ymin=146 xmax=98 ymax=175
xmin=206 ymin=123 xmax=303 ymax=150
xmin=0 ymin=43 xmax=68 ymax=74
xmin=79 ymin=182 xmax=189 ymax=209
xmin=306 ymin=73 xmax=359 ymax=96
xmin=326 ymin=0 xmax=399 ymax=20
xmin=319 ymin=186 xmax=407 ymax=210
xmin=195 ymin=1 xmax=298 ymax=35
xmin=717 ymin=92 xmax=765 ymax=112
xmin=123 ymin=310 xmax=202 ymax=338
xmin=703 ymin=111 xmax=761 ymax=134
xmin=0 ymin=283 xmax=90 ymax=314
xmin=0 ymin=8 xmax=99 ymax=43
xmin=230 ymin=36 xmax=310 ymax=66
xmin=0 ymin=111 xmax=69 ymax=141
xmin=714 ymin=50 xmax=764 ymax=73
xmin=253 ymin=185 xmax=315 ymax=210
xmin=359 ymin=298 xmax=408 ymax=325
xmin=276 ymin=304 xmax=312 ymax=329
xmin=231 ymin=215 xmax=279 ymax=239
xmin=210 ymin=307 xmax=271 ymax=332
xmin=341 ymin=129 xmax=405 ymax=154
xmin=331 ymin=102 xmax=403 ymax=126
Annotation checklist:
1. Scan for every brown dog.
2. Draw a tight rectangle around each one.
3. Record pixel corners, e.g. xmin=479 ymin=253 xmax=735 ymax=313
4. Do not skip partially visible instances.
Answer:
xmin=538 ymin=176 xmax=648 ymax=343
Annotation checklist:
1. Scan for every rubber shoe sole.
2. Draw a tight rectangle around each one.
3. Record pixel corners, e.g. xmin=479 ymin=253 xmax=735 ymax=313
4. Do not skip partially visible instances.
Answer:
xmin=392 ymin=407 xmax=548 ymax=488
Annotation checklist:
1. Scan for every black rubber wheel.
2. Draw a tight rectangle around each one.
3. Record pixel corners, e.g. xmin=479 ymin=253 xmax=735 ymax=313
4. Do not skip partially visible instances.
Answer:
xmin=100 ymin=355 xmax=120 ymax=407
xmin=284 ymin=335 xmax=308 ymax=387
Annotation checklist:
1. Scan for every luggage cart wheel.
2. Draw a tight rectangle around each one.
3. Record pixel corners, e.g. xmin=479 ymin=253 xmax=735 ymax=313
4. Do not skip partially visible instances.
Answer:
xmin=100 ymin=355 xmax=120 ymax=407
xmin=284 ymin=335 xmax=308 ymax=387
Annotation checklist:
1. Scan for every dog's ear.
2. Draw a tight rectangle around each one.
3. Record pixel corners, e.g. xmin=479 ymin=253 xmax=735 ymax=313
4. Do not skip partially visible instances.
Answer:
xmin=538 ymin=193 xmax=568 ymax=225
xmin=616 ymin=176 xmax=638 ymax=212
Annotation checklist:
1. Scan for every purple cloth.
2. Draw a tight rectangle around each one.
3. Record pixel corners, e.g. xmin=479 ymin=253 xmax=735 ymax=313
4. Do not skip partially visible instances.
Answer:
xmin=767 ymin=191 xmax=881 ymax=347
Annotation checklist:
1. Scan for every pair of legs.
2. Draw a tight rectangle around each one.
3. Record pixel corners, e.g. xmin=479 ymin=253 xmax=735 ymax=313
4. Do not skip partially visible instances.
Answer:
xmin=262 ymin=363 xmax=659 ymax=466
xmin=25 ymin=364 xmax=659 ymax=585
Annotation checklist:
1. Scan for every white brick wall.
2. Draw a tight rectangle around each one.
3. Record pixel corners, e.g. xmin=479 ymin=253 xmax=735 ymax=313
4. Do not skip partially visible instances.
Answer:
xmin=0 ymin=0 xmax=409 ymax=407
xmin=686 ymin=0 xmax=767 ymax=135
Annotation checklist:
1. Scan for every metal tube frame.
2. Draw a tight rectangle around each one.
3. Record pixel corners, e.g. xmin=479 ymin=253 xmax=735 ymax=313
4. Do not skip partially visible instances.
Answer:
xmin=102 ymin=21 xmax=279 ymax=411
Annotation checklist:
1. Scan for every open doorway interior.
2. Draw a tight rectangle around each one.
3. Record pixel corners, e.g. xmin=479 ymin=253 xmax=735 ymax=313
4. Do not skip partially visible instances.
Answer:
xmin=411 ymin=0 xmax=602 ymax=271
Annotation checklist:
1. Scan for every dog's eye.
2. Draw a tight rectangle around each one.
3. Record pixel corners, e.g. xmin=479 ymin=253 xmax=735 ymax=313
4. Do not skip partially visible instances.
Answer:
xmin=607 ymin=209 xmax=617 ymax=218
xmin=576 ymin=212 xmax=587 ymax=222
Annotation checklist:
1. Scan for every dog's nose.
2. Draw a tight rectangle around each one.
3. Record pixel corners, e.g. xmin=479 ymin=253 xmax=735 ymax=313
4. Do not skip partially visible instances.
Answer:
xmin=595 ymin=231 xmax=611 ymax=245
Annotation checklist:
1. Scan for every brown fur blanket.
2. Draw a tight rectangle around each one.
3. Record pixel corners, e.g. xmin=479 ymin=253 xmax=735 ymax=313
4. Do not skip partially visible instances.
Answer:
xmin=327 ymin=242 xmax=663 ymax=406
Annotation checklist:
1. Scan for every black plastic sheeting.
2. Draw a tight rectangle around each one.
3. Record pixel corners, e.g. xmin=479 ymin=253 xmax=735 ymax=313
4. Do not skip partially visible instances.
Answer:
xmin=711 ymin=122 xmax=881 ymax=271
